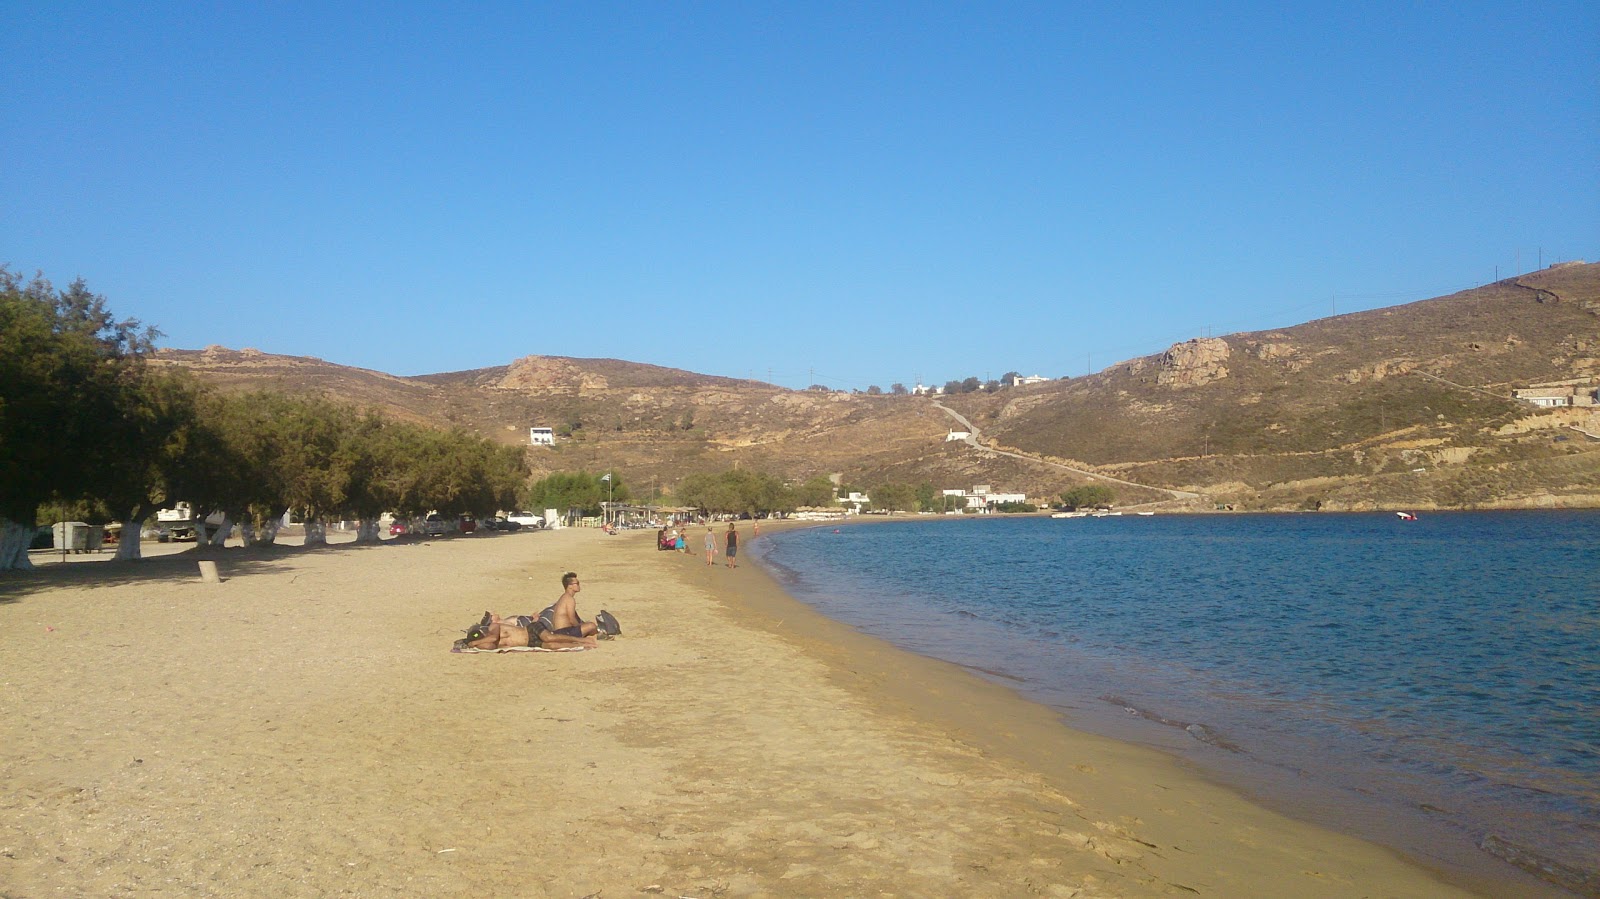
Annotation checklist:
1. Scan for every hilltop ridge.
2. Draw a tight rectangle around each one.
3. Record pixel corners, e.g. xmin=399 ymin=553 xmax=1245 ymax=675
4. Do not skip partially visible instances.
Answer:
xmin=154 ymin=264 xmax=1600 ymax=510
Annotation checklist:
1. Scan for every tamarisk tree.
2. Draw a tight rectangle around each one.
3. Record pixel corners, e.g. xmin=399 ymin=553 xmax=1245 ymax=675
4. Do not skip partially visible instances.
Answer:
xmin=0 ymin=270 xmax=162 ymax=569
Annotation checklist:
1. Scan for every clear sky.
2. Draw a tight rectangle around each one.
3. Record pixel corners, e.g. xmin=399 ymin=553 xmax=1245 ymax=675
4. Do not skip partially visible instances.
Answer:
xmin=5 ymin=2 xmax=1597 ymax=390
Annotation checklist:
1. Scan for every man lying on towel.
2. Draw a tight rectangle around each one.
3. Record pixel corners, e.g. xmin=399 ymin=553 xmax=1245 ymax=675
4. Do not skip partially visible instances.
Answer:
xmin=455 ymin=571 xmax=620 ymax=651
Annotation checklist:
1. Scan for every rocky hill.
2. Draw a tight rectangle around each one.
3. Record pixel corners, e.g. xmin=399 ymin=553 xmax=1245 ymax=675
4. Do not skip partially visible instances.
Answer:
xmin=939 ymin=262 xmax=1600 ymax=510
xmin=154 ymin=263 xmax=1600 ymax=510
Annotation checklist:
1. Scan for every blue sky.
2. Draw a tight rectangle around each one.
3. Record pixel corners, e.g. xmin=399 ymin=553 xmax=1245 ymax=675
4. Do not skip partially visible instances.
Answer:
xmin=5 ymin=2 xmax=1596 ymax=390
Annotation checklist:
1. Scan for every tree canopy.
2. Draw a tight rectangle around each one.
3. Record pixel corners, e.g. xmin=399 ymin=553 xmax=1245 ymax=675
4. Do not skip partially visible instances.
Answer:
xmin=523 ymin=471 xmax=629 ymax=517
xmin=1060 ymin=484 xmax=1116 ymax=509
xmin=0 ymin=269 xmax=529 ymax=568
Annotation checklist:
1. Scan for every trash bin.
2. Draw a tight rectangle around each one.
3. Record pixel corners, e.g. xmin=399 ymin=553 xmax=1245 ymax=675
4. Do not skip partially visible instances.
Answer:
xmin=52 ymin=521 xmax=89 ymax=552
xmin=85 ymin=527 xmax=105 ymax=552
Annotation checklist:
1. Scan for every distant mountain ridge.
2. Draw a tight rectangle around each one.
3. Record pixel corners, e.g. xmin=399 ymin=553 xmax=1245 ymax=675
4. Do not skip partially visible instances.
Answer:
xmin=154 ymin=263 xmax=1600 ymax=510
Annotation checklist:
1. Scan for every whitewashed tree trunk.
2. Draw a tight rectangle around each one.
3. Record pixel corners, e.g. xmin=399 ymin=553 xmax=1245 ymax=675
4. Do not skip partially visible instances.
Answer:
xmin=355 ymin=518 xmax=381 ymax=543
xmin=114 ymin=511 xmax=144 ymax=561
xmin=252 ymin=520 xmax=279 ymax=546
xmin=208 ymin=514 xmax=233 ymax=546
xmin=0 ymin=518 xmax=36 ymax=571
xmin=239 ymin=520 xmax=257 ymax=545
xmin=303 ymin=519 xmax=328 ymax=547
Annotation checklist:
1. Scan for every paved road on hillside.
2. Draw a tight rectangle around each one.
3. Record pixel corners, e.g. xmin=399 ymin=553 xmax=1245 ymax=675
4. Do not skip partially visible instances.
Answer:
xmin=930 ymin=400 xmax=1203 ymax=501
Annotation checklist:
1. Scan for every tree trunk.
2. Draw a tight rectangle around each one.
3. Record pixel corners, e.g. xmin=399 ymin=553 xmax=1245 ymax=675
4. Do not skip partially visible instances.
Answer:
xmin=355 ymin=518 xmax=381 ymax=543
xmin=303 ymin=518 xmax=327 ymax=547
xmin=208 ymin=514 xmax=233 ymax=546
xmin=114 ymin=509 xmax=144 ymax=561
xmin=251 ymin=520 xmax=279 ymax=546
xmin=0 ymin=518 xmax=37 ymax=571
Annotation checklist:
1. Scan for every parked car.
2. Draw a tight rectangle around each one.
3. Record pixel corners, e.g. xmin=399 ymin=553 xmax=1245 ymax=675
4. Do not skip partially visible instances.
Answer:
xmin=506 ymin=511 xmax=544 ymax=529
xmin=388 ymin=521 xmax=408 ymax=536
xmin=459 ymin=515 xmax=477 ymax=534
xmin=423 ymin=513 xmax=447 ymax=536
xmin=483 ymin=516 xmax=522 ymax=532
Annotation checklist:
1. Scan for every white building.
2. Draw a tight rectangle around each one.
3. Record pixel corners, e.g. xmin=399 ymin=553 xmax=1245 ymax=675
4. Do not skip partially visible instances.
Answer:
xmin=837 ymin=491 xmax=871 ymax=513
xmin=942 ymin=485 xmax=1027 ymax=511
xmin=529 ymin=427 xmax=555 ymax=446
xmin=945 ymin=430 xmax=971 ymax=442
xmin=1512 ymin=386 xmax=1597 ymax=408
xmin=1007 ymin=373 xmax=1050 ymax=387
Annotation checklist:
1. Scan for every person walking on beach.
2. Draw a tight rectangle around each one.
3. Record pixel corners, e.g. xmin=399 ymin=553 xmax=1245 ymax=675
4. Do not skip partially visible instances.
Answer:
xmin=725 ymin=522 xmax=739 ymax=569
xmin=703 ymin=526 xmax=717 ymax=566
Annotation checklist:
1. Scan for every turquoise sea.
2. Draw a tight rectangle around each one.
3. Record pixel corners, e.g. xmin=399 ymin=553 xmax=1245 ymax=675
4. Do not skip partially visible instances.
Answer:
xmin=750 ymin=511 xmax=1600 ymax=895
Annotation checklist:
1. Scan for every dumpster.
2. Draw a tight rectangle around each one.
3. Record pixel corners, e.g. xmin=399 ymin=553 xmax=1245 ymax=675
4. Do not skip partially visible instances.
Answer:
xmin=52 ymin=521 xmax=89 ymax=552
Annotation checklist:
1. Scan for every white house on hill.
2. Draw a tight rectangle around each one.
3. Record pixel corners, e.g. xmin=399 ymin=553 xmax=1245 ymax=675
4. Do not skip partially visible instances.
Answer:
xmin=1007 ymin=373 xmax=1050 ymax=387
xmin=1512 ymin=386 xmax=1598 ymax=408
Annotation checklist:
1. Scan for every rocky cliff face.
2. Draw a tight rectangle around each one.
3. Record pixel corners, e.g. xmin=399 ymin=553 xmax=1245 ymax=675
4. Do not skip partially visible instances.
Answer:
xmin=497 ymin=355 xmax=610 ymax=390
xmin=1157 ymin=338 xmax=1231 ymax=388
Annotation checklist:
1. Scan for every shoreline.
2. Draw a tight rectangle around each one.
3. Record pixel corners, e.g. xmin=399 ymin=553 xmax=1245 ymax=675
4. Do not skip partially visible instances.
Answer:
xmin=0 ymin=525 xmax=1538 ymax=895
xmin=729 ymin=519 xmax=1572 ymax=898
xmin=746 ymin=512 xmax=1599 ymax=896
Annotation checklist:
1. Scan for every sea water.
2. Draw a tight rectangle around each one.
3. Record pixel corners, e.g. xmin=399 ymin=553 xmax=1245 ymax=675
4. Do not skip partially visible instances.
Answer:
xmin=749 ymin=511 xmax=1600 ymax=893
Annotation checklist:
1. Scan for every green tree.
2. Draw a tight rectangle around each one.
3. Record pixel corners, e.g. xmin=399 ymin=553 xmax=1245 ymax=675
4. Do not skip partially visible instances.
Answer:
xmin=1060 ymin=484 xmax=1116 ymax=509
xmin=523 ymin=471 xmax=627 ymax=518
xmin=992 ymin=501 xmax=1037 ymax=513
xmin=867 ymin=482 xmax=916 ymax=513
xmin=85 ymin=368 xmax=204 ymax=560
xmin=676 ymin=469 xmax=794 ymax=515
xmin=792 ymin=476 xmax=837 ymax=509
xmin=0 ymin=270 xmax=160 ymax=568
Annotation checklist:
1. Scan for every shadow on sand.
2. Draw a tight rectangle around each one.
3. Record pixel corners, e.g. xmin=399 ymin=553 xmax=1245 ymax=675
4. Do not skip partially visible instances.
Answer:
xmin=0 ymin=539 xmax=409 ymax=605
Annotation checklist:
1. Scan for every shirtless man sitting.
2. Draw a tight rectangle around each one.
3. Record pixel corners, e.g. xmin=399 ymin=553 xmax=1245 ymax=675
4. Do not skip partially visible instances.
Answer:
xmin=457 ymin=572 xmax=614 ymax=651
xmin=460 ymin=611 xmax=597 ymax=650
xmin=538 ymin=571 xmax=601 ymax=641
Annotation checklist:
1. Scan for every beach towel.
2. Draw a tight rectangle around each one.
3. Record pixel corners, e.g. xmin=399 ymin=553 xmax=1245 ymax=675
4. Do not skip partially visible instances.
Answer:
xmin=451 ymin=644 xmax=589 ymax=653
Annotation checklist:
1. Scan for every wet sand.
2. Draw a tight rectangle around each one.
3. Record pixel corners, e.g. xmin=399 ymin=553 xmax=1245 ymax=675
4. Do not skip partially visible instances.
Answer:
xmin=0 ymin=525 xmax=1502 ymax=896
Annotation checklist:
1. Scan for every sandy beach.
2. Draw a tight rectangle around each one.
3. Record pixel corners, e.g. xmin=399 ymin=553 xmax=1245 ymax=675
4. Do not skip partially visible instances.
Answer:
xmin=0 ymin=525 xmax=1511 ymax=897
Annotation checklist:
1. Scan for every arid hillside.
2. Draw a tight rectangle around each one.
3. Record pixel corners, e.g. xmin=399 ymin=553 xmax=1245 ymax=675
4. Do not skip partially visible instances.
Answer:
xmin=940 ymin=262 xmax=1600 ymax=510
xmin=154 ymin=263 xmax=1600 ymax=510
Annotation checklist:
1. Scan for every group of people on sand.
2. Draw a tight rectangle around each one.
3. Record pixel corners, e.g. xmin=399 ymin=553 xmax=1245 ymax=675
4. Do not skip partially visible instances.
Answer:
xmin=455 ymin=571 xmax=620 ymax=652
xmin=658 ymin=520 xmax=757 ymax=569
